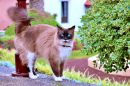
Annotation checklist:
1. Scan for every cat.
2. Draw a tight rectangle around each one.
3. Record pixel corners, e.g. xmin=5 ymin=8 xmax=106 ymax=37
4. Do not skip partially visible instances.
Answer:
xmin=7 ymin=7 xmax=75 ymax=81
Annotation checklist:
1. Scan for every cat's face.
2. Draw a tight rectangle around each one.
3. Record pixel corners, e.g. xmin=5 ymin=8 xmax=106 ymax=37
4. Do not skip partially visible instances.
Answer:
xmin=57 ymin=25 xmax=75 ymax=43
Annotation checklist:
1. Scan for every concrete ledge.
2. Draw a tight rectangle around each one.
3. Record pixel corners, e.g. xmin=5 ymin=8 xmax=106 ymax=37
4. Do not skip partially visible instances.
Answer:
xmin=88 ymin=55 xmax=130 ymax=77
xmin=0 ymin=66 xmax=98 ymax=86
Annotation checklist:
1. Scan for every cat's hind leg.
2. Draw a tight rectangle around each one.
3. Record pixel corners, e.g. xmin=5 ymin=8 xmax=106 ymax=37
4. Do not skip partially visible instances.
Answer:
xmin=27 ymin=52 xmax=37 ymax=79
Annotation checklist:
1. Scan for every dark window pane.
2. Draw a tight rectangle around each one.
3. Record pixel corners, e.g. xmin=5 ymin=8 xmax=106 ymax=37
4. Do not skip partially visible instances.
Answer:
xmin=61 ymin=1 xmax=68 ymax=23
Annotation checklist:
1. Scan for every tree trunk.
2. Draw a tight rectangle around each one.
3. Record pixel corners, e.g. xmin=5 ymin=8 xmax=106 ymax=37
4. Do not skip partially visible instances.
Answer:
xmin=29 ymin=0 xmax=43 ymax=11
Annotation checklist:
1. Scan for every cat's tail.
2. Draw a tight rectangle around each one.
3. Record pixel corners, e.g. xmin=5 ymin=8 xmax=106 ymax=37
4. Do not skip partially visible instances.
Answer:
xmin=7 ymin=7 xmax=35 ymax=34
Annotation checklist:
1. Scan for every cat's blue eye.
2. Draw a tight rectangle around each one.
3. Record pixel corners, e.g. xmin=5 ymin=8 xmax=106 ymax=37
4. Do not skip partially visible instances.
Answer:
xmin=61 ymin=34 xmax=64 ymax=37
xmin=68 ymin=34 xmax=71 ymax=37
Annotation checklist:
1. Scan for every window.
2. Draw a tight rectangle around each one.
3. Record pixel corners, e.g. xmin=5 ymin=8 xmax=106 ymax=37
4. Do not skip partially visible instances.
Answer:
xmin=61 ymin=1 xmax=68 ymax=23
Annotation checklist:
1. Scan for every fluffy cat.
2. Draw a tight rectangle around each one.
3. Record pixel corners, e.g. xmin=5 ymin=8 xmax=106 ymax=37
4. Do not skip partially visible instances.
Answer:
xmin=7 ymin=7 xmax=75 ymax=81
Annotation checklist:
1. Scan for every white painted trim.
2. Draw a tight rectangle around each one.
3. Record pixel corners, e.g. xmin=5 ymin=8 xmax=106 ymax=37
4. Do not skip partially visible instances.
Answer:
xmin=60 ymin=0 xmax=70 ymax=1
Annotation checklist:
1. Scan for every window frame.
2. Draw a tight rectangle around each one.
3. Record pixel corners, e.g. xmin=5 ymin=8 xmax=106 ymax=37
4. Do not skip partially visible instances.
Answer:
xmin=61 ymin=1 xmax=68 ymax=23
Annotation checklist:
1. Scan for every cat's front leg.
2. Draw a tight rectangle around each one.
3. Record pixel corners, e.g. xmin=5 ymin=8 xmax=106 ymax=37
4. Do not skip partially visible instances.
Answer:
xmin=60 ymin=61 xmax=66 ymax=79
xmin=49 ymin=59 xmax=62 ymax=81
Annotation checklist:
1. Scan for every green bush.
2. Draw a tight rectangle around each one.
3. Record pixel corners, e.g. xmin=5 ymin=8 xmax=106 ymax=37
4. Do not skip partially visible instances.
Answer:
xmin=28 ymin=11 xmax=60 ymax=27
xmin=5 ymin=24 xmax=15 ymax=36
xmin=0 ymin=49 xmax=15 ymax=65
xmin=0 ymin=39 xmax=15 ymax=50
xmin=79 ymin=0 xmax=130 ymax=73
xmin=1 ymin=35 xmax=14 ymax=41
xmin=74 ymin=37 xmax=81 ymax=50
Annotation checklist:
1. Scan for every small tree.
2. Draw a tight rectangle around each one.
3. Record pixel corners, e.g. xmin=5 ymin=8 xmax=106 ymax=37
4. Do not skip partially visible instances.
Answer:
xmin=29 ymin=0 xmax=44 ymax=11
xmin=79 ymin=0 xmax=130 ymax=73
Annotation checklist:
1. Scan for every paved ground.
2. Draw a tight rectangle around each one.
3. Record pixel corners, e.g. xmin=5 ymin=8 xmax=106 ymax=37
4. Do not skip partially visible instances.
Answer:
xmin=0 ymin=74 xmax=55 ymax=86
xmin=0 ymin=66 xmax=99 ymax=86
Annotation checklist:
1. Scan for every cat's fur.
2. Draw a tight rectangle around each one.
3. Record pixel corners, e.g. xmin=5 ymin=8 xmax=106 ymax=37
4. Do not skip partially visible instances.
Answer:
xmin=7 ymin=7 xmax=75 ymax=81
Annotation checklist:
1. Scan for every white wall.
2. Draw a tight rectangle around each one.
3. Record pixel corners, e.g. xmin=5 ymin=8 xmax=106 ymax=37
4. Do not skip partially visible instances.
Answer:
xmin=44 ymin=0 xmax=86 ymax=31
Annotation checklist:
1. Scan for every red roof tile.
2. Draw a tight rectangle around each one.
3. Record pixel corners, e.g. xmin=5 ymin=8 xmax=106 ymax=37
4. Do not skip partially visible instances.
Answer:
xmin=84 ymin=0 xmax=93 ymax=6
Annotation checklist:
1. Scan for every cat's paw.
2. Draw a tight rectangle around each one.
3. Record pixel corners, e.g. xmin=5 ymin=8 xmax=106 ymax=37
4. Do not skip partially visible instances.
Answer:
xmin=29 ymin=73 xmax=38 ymax=79
xmin=61 ymin=76 xmax=66 ymax=79
xmin=54 ymin=77 xmax=62 ymax=81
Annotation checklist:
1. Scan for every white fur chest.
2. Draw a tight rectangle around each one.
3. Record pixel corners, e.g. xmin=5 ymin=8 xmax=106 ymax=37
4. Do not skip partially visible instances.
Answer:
xmin=59 ymin=46 xmax=72 ymax=61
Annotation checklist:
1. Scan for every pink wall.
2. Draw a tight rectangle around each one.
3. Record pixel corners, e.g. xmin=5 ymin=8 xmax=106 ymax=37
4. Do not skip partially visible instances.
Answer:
xmin=0 ymin=0 xmax=29 ymax=31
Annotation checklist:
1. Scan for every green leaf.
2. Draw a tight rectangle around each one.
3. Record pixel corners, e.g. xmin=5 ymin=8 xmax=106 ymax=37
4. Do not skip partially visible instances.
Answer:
xmin=93 ymin=60 xmax=96 ymax=63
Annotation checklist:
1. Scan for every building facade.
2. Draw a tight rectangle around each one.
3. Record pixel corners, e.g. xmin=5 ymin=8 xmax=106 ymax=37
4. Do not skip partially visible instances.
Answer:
xmin=44 ymin=0 xmax=87 ymax=31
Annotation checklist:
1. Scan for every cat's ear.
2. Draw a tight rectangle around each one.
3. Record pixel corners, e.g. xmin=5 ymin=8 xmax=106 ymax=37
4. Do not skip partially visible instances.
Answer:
xmin=69 ymin=25 xmax=75 ymax=31
xmin=57 ymin=24 xmax=62 ymax=30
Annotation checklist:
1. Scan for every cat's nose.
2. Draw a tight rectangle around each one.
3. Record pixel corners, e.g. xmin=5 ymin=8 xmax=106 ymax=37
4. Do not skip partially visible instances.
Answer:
xmin=65 ymin=37 xmax=67 ymax=40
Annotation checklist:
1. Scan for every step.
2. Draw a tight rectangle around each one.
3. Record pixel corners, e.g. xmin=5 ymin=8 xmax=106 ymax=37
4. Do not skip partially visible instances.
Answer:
xmin=88 ymin=55 xmax=130 ymax=76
